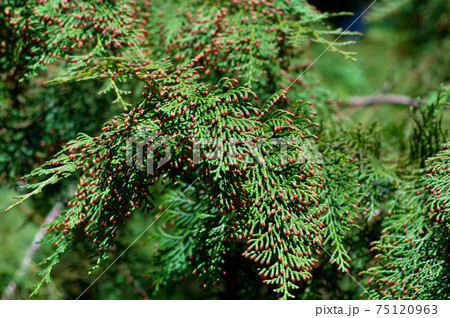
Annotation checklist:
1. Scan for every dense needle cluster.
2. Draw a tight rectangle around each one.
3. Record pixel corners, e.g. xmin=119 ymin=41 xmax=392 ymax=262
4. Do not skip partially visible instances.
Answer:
xmin=8 ymin=61 xmax=329 ymax=298
xmin=2 ymin=0 xmax=449 ymax=300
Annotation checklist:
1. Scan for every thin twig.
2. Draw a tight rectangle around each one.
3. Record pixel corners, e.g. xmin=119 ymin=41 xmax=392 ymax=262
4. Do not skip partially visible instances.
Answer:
xmin=2 ymin=202 xmax=62 ymax=300
xmin=349 ymin=94 xmax=418 ymax=107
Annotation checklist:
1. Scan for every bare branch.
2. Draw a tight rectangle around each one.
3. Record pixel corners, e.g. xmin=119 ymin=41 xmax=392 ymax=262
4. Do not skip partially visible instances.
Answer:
xmin=349 ymin=94 xmax=418 ymax=107
xmin=2 ymin=202 xmax=62 ymax=300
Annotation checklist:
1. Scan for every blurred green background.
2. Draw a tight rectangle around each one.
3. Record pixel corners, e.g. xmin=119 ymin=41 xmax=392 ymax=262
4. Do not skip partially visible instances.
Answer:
xmin=1 ymin=0 xmax=449 ymax=299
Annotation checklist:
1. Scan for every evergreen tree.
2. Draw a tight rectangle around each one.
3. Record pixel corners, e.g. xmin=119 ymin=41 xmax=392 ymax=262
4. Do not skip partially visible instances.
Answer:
xmin=1 ymin=0 xmax=448 ymax=299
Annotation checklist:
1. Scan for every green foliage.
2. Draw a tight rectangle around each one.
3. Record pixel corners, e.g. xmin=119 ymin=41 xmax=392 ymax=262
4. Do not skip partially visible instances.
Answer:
xmin=319 ymin=123 xmax=396 ymax=273
xmin=368 ymin=0 xmax=449 ymax=45
xmin=9 ymin=65 xmax=330 ymax=299
xmin=362 ymin=89 xmax=450 ymax=299
xmin=368 ymin=0 xmax=450 ymax=93
xmin=1 ymin=0 xmax=449 ymax=301
xmin=1 ymin=0 xmax=145 ymax=76
xmin=0 ymin=81 xmax=116 ymax=183
xmin=148 ymin=0 xmax=357 ymax=88
xmin=410 ymin=87 xmax=449 ymax=166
